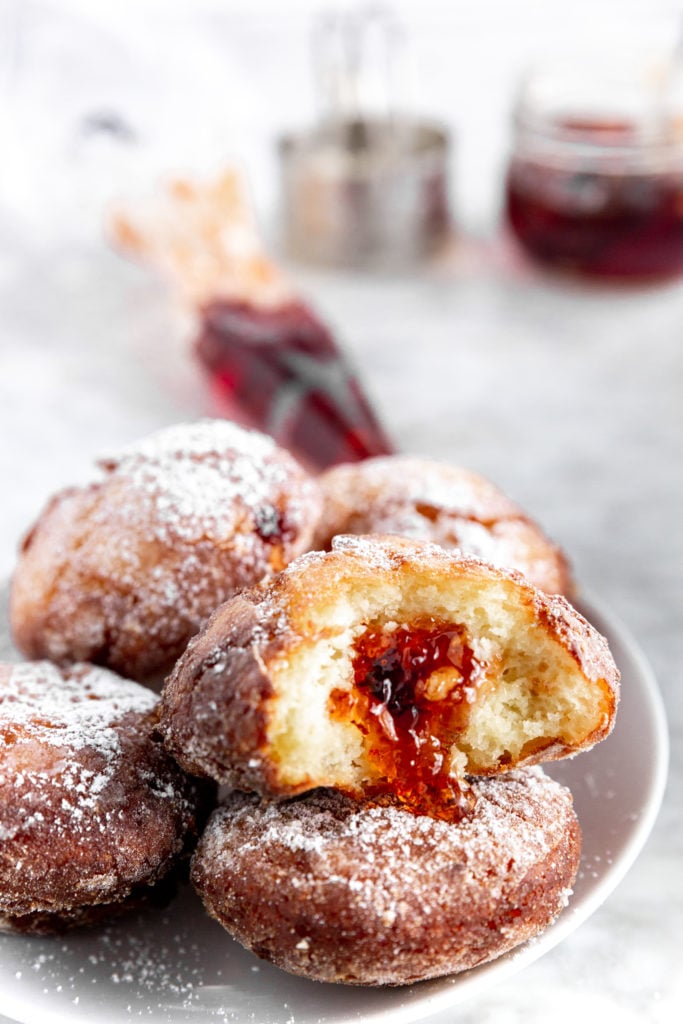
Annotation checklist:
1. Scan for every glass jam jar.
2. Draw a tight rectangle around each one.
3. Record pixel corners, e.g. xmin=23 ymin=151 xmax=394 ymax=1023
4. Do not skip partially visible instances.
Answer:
xmin=505 ymin=62 xmax=683 ymax=279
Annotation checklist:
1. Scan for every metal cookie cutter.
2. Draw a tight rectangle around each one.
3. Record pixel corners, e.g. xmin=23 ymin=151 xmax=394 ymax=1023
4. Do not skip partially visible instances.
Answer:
xmin=278 ymin=5 xmax=451 ymax=270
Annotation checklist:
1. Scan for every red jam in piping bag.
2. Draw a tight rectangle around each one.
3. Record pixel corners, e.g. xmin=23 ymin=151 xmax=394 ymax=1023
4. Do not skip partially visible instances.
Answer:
xmin=196 ymin=299 xmax=394 ymax=470
xmin=111 ymin=171 xmax=394 ymax=469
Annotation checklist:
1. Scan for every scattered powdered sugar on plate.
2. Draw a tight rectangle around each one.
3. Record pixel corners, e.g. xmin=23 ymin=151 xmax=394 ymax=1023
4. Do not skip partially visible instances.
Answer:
xmin=3 ymin=885 xmax=305 ymax=1022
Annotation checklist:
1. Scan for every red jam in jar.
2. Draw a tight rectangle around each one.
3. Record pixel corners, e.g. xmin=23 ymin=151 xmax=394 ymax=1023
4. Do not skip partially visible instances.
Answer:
xmin=505 ymin=65 xmax=683 ymax=279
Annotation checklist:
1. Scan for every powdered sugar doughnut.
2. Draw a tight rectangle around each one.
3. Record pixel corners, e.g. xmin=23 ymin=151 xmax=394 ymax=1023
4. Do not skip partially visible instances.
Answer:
xmin=313 ymin=456 xmax=573 ymax=595
xmin=160 ymin=535 xmax=618 ymax=812
xmin=191 ymin=769 xmax=581 ymax=985
xmin=10 ymin=420 xmax=322 ymax=683
xmin=0 ymin=661 xmax=214 ymax=934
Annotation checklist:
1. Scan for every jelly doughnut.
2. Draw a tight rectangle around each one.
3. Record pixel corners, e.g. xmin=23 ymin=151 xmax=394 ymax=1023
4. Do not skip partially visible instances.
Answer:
xmin=0 ymin=661 xmax=214 ymax=934
xmin=160 ymin=535 xmax=618 ymax=815
xmin=313 ymin=456 xmax=573 ymax=595
xmin=10 ymin=420 xmax=322 ymax=683
xmin=191 ymin=769 xmax=581 ymax=985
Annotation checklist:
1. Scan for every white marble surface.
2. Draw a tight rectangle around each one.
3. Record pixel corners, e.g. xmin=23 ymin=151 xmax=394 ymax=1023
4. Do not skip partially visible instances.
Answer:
xmin=0 ymin=2 xmax=681 ymax=1023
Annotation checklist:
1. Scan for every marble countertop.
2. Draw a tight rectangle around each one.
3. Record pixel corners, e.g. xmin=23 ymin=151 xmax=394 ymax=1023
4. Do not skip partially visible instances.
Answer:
xmin=0 ymin=2 xmax=681 ymax=1022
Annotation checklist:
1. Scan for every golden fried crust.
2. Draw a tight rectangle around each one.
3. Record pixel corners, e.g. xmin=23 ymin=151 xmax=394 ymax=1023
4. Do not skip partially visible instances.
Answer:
xmin=160 ymin=535 xmax=619 ymax=796
xmin=191 ymin=769 xmax=582 ymax=986
xmin=160 ymin=589 xmax=283 ymax=789
xmin=0 ymin=875 xmax=178 ymax=936
xmin=313 ymin=457 xmax=574 ymax=596
xmin=10 ymin=420 xmax=322 ymax=684
xmin=0 ymin=661 xmax=215 ymax=930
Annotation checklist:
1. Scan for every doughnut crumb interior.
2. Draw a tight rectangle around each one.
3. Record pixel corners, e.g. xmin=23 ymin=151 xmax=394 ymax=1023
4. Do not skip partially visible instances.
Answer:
xmin=161 ymin=535 xmax=619 ymax=816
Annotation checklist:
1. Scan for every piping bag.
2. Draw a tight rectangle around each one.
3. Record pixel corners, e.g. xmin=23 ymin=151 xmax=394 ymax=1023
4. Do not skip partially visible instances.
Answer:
xmin=112 ymin=169 xmax=395 ymax=471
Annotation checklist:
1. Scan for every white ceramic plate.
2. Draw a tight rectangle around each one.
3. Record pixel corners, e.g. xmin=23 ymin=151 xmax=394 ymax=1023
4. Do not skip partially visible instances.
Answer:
xmin=0 ymin=590 xmax=668 ymax=1024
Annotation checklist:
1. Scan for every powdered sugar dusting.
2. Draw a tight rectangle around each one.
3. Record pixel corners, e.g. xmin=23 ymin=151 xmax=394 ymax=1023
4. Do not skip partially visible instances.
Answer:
xmin=1 ymin=661 xmax=155 ymax=754
xmin=327 ymin=533 xmax=506 ymax=580
xmin=315 ymin=456 xmax=571 ymax=595
xmin=194 ymin=768 xmax=579 ymax=984
xmin=319 ymin=457 xmax=519 ymax=524
xmin=114 ymin=419 xmax=278 ymax=464
xmin=329 ymin=533 xmax=453 ymax=571
xmin=13 ymin=419 xmax=321 ymax=681
xmin=201 ymin=767 xmax=574 ymax=920
xmin=0 ymin=662 xmax=156 ymax=841
xmin=102 ymin=419 xmax=304 ymax=547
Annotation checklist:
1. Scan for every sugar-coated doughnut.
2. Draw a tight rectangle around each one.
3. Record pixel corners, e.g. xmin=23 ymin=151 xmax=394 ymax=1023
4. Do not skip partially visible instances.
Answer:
xmin=191 ymin=769 xmax=581 ymax=986
xmin=0 ymin=661 xmax=214 ymax=934
xmin=160 ymin=535 xmax=618 ymax=814
xmin=10 ymin=420 xmax=322 ymax=683
xmin=313 ymin=456 xmax=573 ymax=595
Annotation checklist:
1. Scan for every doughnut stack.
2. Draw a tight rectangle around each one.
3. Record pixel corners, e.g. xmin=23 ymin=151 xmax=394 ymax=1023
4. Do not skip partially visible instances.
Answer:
xmin=1 ymin=420 xmax=620 ymax=987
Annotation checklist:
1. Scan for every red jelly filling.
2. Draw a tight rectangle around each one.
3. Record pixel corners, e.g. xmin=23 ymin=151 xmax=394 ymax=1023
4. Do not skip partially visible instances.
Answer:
xmin=330 ymin=619 xmax=483 ymax=821
xmin=195 ymin=300 xmax=395 ymax=470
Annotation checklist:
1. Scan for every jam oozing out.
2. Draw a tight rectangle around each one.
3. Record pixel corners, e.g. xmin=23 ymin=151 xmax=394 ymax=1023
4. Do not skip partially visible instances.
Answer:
xmin=195 ymin=300 xmax=395 ymax=471
xmin=330 ymin=619 xmax=483 ymax=822
xmin=506 ymin=120 xmax=683 ymax=279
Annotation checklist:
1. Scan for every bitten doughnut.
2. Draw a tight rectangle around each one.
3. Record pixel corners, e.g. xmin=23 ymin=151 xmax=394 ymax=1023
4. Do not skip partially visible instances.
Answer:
xmin=191 ymin=769 xmax=581 ymax=986
xmin=10 ymin=420 xmax=322 ymax=683
xmin=160 ymin=535 xmax=618 ymax=814
xmin=0 ymin=661 xmax=214 ymax=934
xmin=313 ymin=456 xmax=573 ymax=595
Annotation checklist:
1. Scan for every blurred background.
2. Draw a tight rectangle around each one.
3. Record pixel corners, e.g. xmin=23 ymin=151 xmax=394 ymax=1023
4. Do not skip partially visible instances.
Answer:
xmin=2 ymin=0 xmax=683 ymax=235
xmin=1 ymin=0 xmax=682 ymax=593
